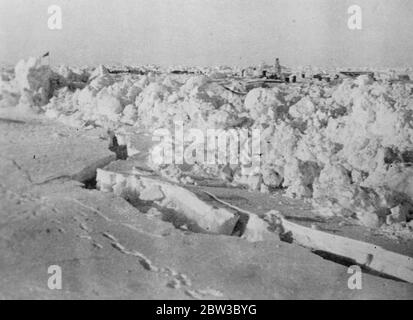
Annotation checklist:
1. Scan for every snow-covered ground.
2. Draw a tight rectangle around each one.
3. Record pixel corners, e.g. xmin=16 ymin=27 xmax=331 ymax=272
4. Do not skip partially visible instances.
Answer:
xmin=1 ymin=57 xmax=412 ymax=236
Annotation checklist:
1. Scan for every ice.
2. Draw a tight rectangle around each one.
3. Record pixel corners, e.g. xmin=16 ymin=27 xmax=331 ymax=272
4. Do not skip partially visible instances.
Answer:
xmin=14 ymin=57 xmax=53 ymax=105
xmin=1 ymin=58 xmax=412 ymax=230
xmin=96 ymin=168 xmax=239 ymax=235
xmin=244 ymin=88 xmax=286 ymax=123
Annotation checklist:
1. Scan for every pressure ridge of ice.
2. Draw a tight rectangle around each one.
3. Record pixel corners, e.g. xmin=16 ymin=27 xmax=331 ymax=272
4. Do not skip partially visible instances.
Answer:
xmin=1 ymin=57 xmax=412 ymax=231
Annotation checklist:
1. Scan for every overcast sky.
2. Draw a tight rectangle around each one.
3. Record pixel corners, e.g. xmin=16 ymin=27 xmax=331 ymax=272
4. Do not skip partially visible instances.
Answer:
xmin=0 ymin=0 xmax=412 ymax=67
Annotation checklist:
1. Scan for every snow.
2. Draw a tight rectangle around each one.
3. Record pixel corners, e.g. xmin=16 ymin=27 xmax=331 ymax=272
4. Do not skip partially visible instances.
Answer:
xmin=244 ymin=87 xmax=286 ymax=123
xmin=1 ymin=56 xmax=412 ymax=231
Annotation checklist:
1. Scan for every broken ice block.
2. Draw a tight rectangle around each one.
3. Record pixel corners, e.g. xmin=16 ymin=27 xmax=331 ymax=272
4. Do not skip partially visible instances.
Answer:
xmin=96 ymin=168 xmax=239 ymax=235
